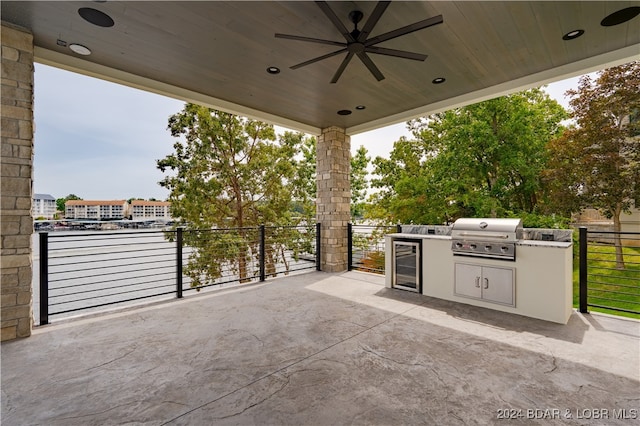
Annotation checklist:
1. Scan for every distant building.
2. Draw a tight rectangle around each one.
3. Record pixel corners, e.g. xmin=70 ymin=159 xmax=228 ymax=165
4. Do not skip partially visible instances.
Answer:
xmin=573 ymin=205 xmax=640 ymax=247
xmin=65 ymin=200 xmax=126 ymax=220
xmin=125 ymin=200 xmax=172 ymax=220
xmin=33 ymin=193 xmax=57 ymax=219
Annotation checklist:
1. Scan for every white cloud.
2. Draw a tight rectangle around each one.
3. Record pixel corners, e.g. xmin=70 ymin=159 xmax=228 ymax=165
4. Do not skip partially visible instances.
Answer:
xmin=34 ymin=64 xmax=183 ymax=200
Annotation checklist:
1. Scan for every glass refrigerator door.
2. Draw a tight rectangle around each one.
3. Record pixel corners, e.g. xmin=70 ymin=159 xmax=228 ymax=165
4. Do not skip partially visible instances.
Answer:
xmin=393 ymin=241 xmax=420 ymax=292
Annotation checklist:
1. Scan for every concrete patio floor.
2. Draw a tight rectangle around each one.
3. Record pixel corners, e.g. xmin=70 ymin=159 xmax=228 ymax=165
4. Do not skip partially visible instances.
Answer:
xmin=2 ymin=271 xmax=639 ymax=425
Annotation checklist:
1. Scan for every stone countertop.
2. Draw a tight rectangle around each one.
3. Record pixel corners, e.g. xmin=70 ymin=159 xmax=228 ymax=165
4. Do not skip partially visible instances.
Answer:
xmin=387 ymin=233 xmax=573 ymax=248
xmin=516 ymin=240 xmax=572 ymax=248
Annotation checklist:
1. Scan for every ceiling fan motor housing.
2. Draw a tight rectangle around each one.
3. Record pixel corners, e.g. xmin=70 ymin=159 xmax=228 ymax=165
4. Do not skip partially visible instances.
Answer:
xmin=349 ymin=10 xmax=364 ymax=26
xmin=275 ymin=1 xmax=443 ymax=83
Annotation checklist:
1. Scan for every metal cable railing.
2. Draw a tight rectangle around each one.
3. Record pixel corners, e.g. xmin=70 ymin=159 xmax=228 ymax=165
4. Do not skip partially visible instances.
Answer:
xmin=348 ymin=224 xmax=400 ymax=274
xmin=38 ymin=224 xmax=319 ymax=324
xmin=40 ymin=230 xmax=175 ymax=322
xmin=579 ymin=228 xmax=640 ymax=315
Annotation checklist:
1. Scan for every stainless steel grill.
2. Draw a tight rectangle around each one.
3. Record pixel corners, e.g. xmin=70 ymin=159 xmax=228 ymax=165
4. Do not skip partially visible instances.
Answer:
xmin=451 ymin=218 xmax=523 ymax=260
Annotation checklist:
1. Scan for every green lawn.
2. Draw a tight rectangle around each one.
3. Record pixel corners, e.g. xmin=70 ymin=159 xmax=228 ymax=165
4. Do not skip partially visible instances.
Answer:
xmin=573 ymin=243 xmax=640 ymax=320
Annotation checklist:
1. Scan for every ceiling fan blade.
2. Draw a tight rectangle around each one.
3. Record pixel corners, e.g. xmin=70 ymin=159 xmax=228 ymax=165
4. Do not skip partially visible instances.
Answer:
xmin=275 ymin=33 xmax=346 ymax=47
xmin=365 ymin=14 xmax=443 ymax=46
xmin=357 ymin=1 xmax=391 ymax=42
xmin=330 ymin=51 xmax=355 ymax=83
xmin=291 ymin=48 xmax=347 ymax=70
xmin=356 ymin=52 xmax=385 ymax=81
xmin=366 ymin=46 xmax=427 ymax=61
xmin=316 ymin=1 xmax=356 ymax=43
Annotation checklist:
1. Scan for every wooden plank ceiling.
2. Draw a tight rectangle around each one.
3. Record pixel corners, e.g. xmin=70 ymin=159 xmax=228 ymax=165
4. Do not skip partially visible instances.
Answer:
xmin=2 ymin=1 xmax=639 ymax=134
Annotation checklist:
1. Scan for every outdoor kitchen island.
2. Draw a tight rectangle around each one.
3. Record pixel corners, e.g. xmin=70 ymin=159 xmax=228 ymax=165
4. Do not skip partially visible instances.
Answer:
xmin=384 ymin=220 xmax=574 ymax=324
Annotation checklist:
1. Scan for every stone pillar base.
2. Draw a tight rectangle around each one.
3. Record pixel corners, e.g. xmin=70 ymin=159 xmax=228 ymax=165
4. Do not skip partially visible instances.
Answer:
xmin=316 ymin=127 xmax=350 ymax=272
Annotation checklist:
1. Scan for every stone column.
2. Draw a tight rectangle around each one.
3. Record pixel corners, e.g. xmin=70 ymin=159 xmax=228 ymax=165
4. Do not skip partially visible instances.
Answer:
xmin=1 ymin=24 xmax=34 ymax=340
xmin=316 ymin=126 xmax=350 ymax=272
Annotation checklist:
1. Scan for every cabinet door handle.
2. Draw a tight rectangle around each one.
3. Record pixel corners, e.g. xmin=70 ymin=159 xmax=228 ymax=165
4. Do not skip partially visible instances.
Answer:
xmin=475 ymin=276 xmax=480 ymax=288
xmin=483 ymin=278 xmax=489 ymax=289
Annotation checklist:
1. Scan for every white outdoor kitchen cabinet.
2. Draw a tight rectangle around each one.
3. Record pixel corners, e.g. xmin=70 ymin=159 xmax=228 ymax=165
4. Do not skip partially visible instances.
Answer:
xmin=454 ymin=263 xmax=515 ymax=307
xmin=385 ymin=232 xmax=573 ymax=324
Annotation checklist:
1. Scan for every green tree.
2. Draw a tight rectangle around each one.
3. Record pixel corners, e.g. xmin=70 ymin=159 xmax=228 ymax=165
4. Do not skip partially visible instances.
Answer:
xmin=350 ymin=145 xmax=371 ymax=219
xmin=288 ymin=137 xmax=371 ymax=219
xmin=289 ymin=134 xmax=317 ymax=223
xmin=370 ymin=89 xmax=567 ymax=224
xmin=368 ymin=136 xmax=440 ymax=224
xmin=157 ymin=104 xmax=304 ymax=285
xmin=56 ymin=194 xmax=82 ymax=213
xmin=545 ymin=61 xmax=640 ymax=269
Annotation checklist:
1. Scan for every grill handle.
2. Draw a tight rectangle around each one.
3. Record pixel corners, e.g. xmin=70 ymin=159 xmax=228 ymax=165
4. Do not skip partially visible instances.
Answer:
xmin=456 ymin=232 xmax=510 ymax=240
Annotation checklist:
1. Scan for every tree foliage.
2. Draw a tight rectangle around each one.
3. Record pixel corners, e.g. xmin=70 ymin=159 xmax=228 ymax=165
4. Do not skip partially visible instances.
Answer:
xmin=289 ymin=134 xmax=317 ymax=222
xmin=369 ymin=89 xmax=567 ymax=224
xmin=350 ymin=145 xmax=371 ymax=218
xmin=56 ymin=194 xmax=82 ymax=212
xmin=157 ymin=104 xmax=311 ymax=285
xmin=545 ymin=61 xmax=640 ymax=268
xmin=368 ymin=136 xmax=438 ymax=224
xmin=288 ymin=137 xmax=371 ymax=219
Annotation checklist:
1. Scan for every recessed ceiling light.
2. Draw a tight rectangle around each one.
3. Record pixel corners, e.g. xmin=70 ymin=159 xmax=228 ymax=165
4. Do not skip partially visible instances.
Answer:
xmin=355 ymin=105 xmax=366 ymax=110
xmin=78 ymin=7 xmax=115 ymax=27
xmin=432 ymin=77 xmax=446 ymax=84
xmin=69 ymin=44 xmax=91 ymax=55
xmin=337 ymin=109 xmax=352 ymax=116
xmin=266 ymin=66 xmax=280 ymax=74
xmin=562 ymin=29 xmax=584 ymax=40
xmin=601 ymin=6 xmax=640 ymax=26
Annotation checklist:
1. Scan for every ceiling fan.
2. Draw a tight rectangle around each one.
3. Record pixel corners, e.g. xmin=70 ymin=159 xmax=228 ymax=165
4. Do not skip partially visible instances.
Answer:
xmin=275 ymin=1 xmax=443 ymax=83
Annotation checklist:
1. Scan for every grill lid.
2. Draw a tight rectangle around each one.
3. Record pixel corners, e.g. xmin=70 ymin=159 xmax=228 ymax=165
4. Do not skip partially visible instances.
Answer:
xmin=451 ymin=218 xmax=522 ymax=260
xmin=451 ymin=218 xmax=522 ymax=242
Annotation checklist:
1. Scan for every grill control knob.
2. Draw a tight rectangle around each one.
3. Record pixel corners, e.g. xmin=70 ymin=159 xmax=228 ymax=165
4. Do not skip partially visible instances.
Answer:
xmin=470 ymin=244 xmax=477 ymax=249
xmin=484 ymin=245 xmax=492 ymax=251
xmin=455 ymin=242 xmax=463 ymax=249
xmin=500 ymin=246 xmax=508 ymax=253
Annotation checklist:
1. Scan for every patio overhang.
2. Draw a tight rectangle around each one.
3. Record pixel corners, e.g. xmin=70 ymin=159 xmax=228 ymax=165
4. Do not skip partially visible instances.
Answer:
xmin=2 ymin=1 xmax=639 ymax=135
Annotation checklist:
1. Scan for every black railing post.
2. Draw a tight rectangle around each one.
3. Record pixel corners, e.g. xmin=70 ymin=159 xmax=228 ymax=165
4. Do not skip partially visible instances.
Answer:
xmin=176 ymin=227 xmax=183 ymax=299
xmin=316 ymin=222 xmax=321 ymax=271
xmin=579 ymin=226 xmax=588 ymax=313
xmin=39 ymin=232 xmax=49 ymax=325
xmin=396 ymin=224 xmax=402 ymax=233
xmin=260 ymin=225 xmax=266 ymax=281
xmin=347 ymin=223 xmax=353 ymax=271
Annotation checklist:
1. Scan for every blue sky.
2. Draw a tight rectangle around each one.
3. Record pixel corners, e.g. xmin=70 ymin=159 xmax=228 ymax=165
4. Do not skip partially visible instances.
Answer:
xmin=33 ymin=63 xmax=579 ymax=201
